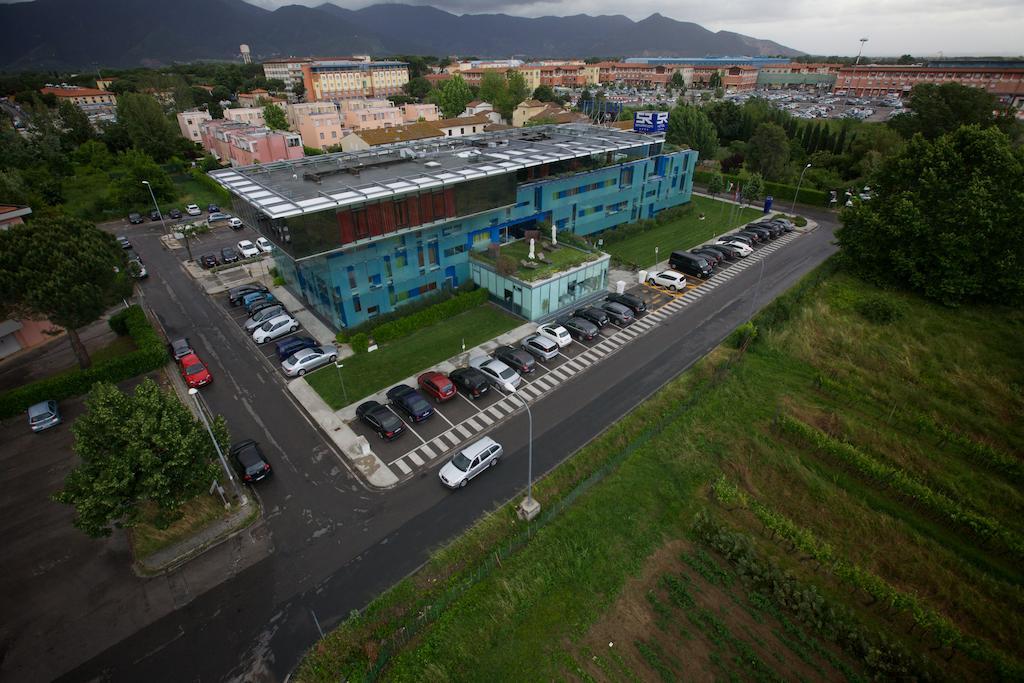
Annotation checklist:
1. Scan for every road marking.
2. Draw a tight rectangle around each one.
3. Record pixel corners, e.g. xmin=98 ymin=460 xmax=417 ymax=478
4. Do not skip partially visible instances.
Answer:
xmin=407 ymin=451 xmax=424 ymax=466
xmin=455 ymin=423 xmax=471 ymax=438
xmin=487 ymin=404 xmax=506 ymax=419
xmin=393 ymin=459 xmax=411 ymax=475
xmin=463 ymin=416 xmax=481 ymax=431
xmin=455 ymin=391 xmax=481 ymax=410
xmin=420 ymin=442 xmax=437 ymax=459
xmin=476 ymin=412 xmax=494 ymax=426
xmin=434 ymin=408 xmax=455 ymax=428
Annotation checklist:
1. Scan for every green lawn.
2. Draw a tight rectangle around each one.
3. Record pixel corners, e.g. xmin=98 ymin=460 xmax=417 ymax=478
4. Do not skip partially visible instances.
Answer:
xmin=305 ymin=304 xmax=520 ymax=409
xmin=472 ymin=240 xmax=598 ymax=282
xmin=295 ymin=268 xmax=1024 ymax=682
xmin=61 ymin=167 xmax=230 ymax=221
xmin=602 ymin=195 xmax=763 ymax=268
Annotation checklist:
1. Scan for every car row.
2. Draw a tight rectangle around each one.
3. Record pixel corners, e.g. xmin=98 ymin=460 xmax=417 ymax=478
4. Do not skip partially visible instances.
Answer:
xmin=128 ymin=203 xmax=220 ymax=224
xmin=199 ymin=238 xmax=272 ymax=269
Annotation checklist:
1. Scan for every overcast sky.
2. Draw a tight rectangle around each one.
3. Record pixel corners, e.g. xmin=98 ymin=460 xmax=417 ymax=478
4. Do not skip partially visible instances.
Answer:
xmin=243 ymin=0 xmax=1024 ymax=56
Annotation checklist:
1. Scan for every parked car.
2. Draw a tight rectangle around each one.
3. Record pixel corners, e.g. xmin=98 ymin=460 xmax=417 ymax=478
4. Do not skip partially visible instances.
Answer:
xmin=128 ymin=213 xmax=144 ymax=225
xmin=690 ymin=247 xmax=723 ymax=267
xmin=149 ymin=209 xmax=162 ymax=221
xmin=536 ymin=323 xmax=571 ymax=348
xmin=750 ymin=222 xmax=783 ymax=238
xmin=186 ymin=204 xmax=202 ymax=216
xmin=168 ymin=337 xmax=193 ymax=360
xmin=668 ymin=251 xmax=713 ymax=279
xmin=386 ymin=384 xmax=435 ymax=422
xmin=228 ymin=217 xmax=244 ymax=230
xmin=573 ymin=306 xmax=610 ymax=328
xmin=208 ymin=212 xmax=230 ymax=223
xmin=168 ymin=208 xmax=182 ymax=220
xmin=275 ymin=336 xmax=319 ymax=362
xmin=710 ymin=241 xmax=745 ymax=259
xmin=221 ymin=246 xmax=239 ymax=264
xmin=736 ymin=230 xmax=762 ymax=244
xmin=282 ymin=345 xmax=338 ymax=377
xmin=769 ymin=217 xmax=795 ymax=232
xmin=230 ymin=440 xmax=271 ymax=483
xmin=695 ymin=244 xmax=732 ymax=262
xmin=228 ymin=283 xmax=269 ymax=306
xmin=418 ymin=371 xmax=457 ymax=402
xmin=253 ymin=314 xmax=299 ymax=344
xmin=438 ymin=437 xmax=502 ymax=489
xmin=646 ymin=270 xmax=688 ymax=291
xmin=178 ymin=352 xmax=212 ymax=388
xmin=207 ymin=203 xmax=220 ymax=213
xmin=28 ymin=400 xmax=61 ymax=433
xmin=521 ymin=334 xmax=559 ymax=361
xmin=356 ymin=400 xmax=405 ymax=440
xmin=200 ymin=253 xmax=219 ymax=268
xmin=469 ymin=355 xmax=521 ymax=392
xmin=448 ymin=367 xmax=490 ymax=399
xmin=237 ymin=240 xmax=260 ymax=258
xmin=128 ymin=256 xmax=148 ymax=279
xmin=116 ymin=235 xmax=132 ymax=249
xmin=724 ymin=232 xmax=754 ymax=247
xmin=716 ymin=239 xmax=753 ymax=257
xmin=605 ymin=291 xmax=647 ymax=314
xmin=746 ymin=226 xmax=775 ymax=241
xmin=562 ymin=316 xmax=599 ymax=341
xmin=245 ymin=293 xmax=278 ymax=314
xmin=493 ymin=345 xmax=536 ymax=375
xmin=256 ymin=237 xmax=273 ymax=253
xmin=599 ymin=301 xmax=635 ymax=325
xmin=244 ymin=304 xmax=286 ymax=331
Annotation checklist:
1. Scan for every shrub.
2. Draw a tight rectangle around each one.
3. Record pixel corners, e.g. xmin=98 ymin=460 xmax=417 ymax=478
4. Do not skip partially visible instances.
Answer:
xmin=349 ymin=333 xmax=369 ymax=354
xmin=0 ymin=305 xmax=168 ymax=418
xmin=695 ymin=170 xmax=829 ymax=207
xmin=272 ymin=275 xmax=285 ymax=287
xmin=496 ymin=254 xmax=518 ymax=276
xmin=854 ymin=294 xmax=904 ymax=324
xmin=727 ymin=321 xmax=758 ymax=348
xmin=334 ymin=330 xmax=348 ymax=345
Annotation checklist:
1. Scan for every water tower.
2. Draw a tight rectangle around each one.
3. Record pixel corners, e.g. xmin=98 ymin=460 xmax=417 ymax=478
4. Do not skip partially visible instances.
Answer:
xmin=240 ymin=44 xmax=252 ymax=65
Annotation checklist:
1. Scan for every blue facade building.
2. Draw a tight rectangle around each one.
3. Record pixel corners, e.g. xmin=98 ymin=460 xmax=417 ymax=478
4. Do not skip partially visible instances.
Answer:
xmin=210 ymin=124 xmax=697 ymax=330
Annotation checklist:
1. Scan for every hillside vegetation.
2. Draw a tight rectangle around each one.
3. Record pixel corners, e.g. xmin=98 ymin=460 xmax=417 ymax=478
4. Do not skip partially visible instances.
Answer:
xmin=296 ymin=265 xmax=1024 ymax=681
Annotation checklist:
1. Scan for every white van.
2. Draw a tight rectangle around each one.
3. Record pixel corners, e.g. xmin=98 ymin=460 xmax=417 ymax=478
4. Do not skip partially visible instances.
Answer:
xmin=439 ymin=437 xmax=502 ymax=489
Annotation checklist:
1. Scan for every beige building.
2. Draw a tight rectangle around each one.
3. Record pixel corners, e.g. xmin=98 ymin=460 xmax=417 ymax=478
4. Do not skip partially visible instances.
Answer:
xmin=177 ymin=109 xmax=213 ymax=143
xmin=460 ymin=101 xmax=503 ymax=124
xmin=237 ymin=89 xmax=285 ymax=107
xmin=302 ymin=60 xmax=409 ymax=101
xmin=224 ymin=107 xmax=266 ymax=126
xmin=401 ymin=102 xmax=440 ymax=122
xmin=339 ymin=121 xmax=444 ymax=151
xmin=262 ymin=58 xmax=310 ymax=92
xmin=338 ymin=98 xmax=403 ymax=130
xmin=287 ymin=102 xmax=346 ymax=150
xmin=434 ymin=114 xmax=490 ymax=137
xmin=512 ymin=99 xmax=548 ymax=127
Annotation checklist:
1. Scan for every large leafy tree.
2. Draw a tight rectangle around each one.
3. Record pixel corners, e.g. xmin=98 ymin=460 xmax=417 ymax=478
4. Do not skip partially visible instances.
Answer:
xmin=666 ymin=104 xmax=719 ymax=159
xmin=0 ymin=214 xmax=131 ymax=368
xmin=889 ymin=82 xmax=1021 ymax=141
xmin=113 ymin=148 xmax=175 ymax=210
xmin=740 ymin=172 xmax=765 ymax=205
xmin=434 ymin=75 xmax=474 ymax=118
xmin=837 ymin=125 xmax=1024 ymax=305
xmin=116 ymin=92 xmax=181 ymax=162
xmin=404 ymin=76 xmax=431 ymax=100
xmin=263 ymin=103 xmax=289 ymax=131
xmin=55 ymin=380 xmax=225 ymax=537
xmin=704 ymin=100 xmax=744 ymax=143
xmin=745 ymin=122 xmax=790 ymax=181
xmin=499 ymin=71 xmax=530 ymax=120
xmin=478 ymin=72 xmax=506 ymax=108
xmin=58 ymin=100 xmax=94 ymax=147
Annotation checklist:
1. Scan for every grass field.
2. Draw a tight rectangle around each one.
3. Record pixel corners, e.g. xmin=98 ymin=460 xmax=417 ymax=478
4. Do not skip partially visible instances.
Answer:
xmin=61 ymin=167 xmax=230 ymax=222
xmin=295 ymin=265 xmax=1024 ymax=682
xmin=471 ymin=240 xmax=599 ymax=282
xmin=130 ymin=492 xmax=232 ymax=560
xmin=305 ymin=304 xmax=521 ymax=409
xmin=602 ymin=195 xmax=763 ymax=269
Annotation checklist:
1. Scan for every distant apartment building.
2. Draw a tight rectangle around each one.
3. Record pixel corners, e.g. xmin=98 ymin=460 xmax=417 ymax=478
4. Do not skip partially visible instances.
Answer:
xmin=583 ymin=62 xmax=688 ymax=88
xmin=625 ymin=56 xmax=790 ymax=69
xmin=452 ymin=59 xmax=524 ymax=72
xmin=722 ymin=65 xmax=759 ymax=92
xmin=338 ymin=98 xmax=404 ymax=130
xmin=177 ymin=109 xmax=212 ymax=143
xmin=401 ymin=103 xmax=439 ymax=122
xmin=287 ymin=102 xmax=346 ymax=150
xmin=758 ymin=63 xmax=842 ymax=90
xmin=262 ymin=58 xmax=310 ymax=92
xmin=200 ymin=120 xmax=303 ymax=167
xmin=461 ymin=101 xmax=502 ymax=125
xmin=520 ymin=62 xmax=588 ymax=91
xmin=39 ymin=86 xmax=117 ymax=124
xmin=224 ymin=107 xmax=266 ymax=126
xmin=833 ymin=65 xmax=1024 ymax=105
xmin=302 ymin=60 xmax=409 ymax=101
xmin=237 ymin=89 xmax=284 ymax=107
xmin=456 ymin=67 xmax=511 ymax=87
xmin=339 ymin=121 xmax=445 ymax=151
xmin=433 ymin=114 xmax=490 ymax=138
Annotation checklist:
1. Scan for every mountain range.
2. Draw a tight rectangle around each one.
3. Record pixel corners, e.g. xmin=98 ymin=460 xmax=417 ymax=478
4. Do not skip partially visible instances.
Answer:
xmin=0 ymin=0 xmax=803 ymax=70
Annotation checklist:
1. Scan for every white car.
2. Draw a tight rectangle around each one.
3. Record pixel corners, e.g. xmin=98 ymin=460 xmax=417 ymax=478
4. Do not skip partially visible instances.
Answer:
xmin=227 ymin=217 xmax=243 ymax=229
xmin=185 ymin=204 xmax=201 ymax=216
xmin=536 ymin=323 xmax=571 ymax=348
xmin=253 ymin=314 xmax=299 ymax=344
xmin=469 ymin=355 xmax=521 ymax=392
xmin=439 ymin=437 xmax=503 ymax=489
xmin=237 ymin=240 xmax=259 ymax=258
xmin=646 ymin=270 xmax=688 ymax=291
xmin=282 ymin=345 xmax=338 ymax=377
xmin=256 ymin=237 xmax=273 ymax=253
xmin=715 ymin=239 xmax=753 ymax=257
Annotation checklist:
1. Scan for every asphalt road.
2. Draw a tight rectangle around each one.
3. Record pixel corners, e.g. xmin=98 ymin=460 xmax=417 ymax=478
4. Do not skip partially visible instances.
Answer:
xmin=58 ymin=214 xmax=838 ymax=682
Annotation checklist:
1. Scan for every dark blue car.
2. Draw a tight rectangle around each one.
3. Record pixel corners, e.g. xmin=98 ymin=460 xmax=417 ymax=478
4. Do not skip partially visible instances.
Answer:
xmin=275 ymin=336 xmax=319 ymax=362
xmin=385 ymin=384 xmax=434 ymax=422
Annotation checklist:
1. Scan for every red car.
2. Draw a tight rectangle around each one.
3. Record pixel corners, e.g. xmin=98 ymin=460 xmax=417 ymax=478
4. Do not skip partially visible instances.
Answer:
xmin=179 ymin=353 xmax=212 ymax=388
xmin=418 ymin=371 xmax=457 ymax=402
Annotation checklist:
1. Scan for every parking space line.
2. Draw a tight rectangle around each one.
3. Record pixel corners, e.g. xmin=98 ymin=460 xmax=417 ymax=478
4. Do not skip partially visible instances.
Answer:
xmin=434 ymin=409 xmax=455 ymax=428
xmin=487 ymin=404 xmax=506 ymax=418
xmin=520 ymin=384 xmax=542 ymax=399
xmin=533 ymin=376 xmax=556 ymax=391
xmin=476 ymin=412 xmax=494 ymax=426
xmin=420 ymin=442 xmax=437 ymax=459
xmin=393 ymin=459 xmax=412 ymax=475
xmin=455 ymin=423 xmax=472 ymax=438
xmin=407 ymin=451 xmax=424 ymax=467
xmin=438 ymin=431 xmax=459 ymax=448
xmin=455 ymin=392 xmax=482 ymax=411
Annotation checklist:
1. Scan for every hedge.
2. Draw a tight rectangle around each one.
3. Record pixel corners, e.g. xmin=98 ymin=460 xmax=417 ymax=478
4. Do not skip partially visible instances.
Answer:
xmin=336 ymin=282 xmax=478 ymax=343
xmin=369 ymin=288 xmax=489 ymax=344
xmin=0 ymin=306 xmax=169 ymax=419
xmin=695 ymin=170 xmax=829 ymax=207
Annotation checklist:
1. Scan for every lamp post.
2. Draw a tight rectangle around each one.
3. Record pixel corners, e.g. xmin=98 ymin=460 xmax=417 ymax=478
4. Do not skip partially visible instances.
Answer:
xmin=141 ymin=180 xmax=167 ymax=236
xmin=189 ymin=388 xmax=247 ymax=506
xmin=853 ymin=37 xmax=869 ymax=99
xmin=791 ymin=163 xmax=811 ymax=214
xmin=333 ymin=360 xmax=348 ymax=406
xmin=507 ymin=385 xmax=539 ymax=521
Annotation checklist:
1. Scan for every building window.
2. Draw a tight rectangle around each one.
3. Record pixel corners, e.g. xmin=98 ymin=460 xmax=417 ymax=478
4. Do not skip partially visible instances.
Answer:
xmin=352 ymin=294 xmax=361 ymax=312
xmin=347 ymin=266 xmax=358 ymax=289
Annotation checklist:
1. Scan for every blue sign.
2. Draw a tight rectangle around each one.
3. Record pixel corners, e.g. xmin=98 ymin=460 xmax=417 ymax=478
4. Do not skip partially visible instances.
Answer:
xmin=633 ymin=111 xmax=669 ymax=133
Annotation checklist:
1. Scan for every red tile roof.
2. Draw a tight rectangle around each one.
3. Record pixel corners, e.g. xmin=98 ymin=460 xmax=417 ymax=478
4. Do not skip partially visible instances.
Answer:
xmin=40 ymin=86 xmax=111 ymax=98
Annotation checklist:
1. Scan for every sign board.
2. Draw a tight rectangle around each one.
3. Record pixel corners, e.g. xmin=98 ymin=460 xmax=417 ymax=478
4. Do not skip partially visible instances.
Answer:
xmin=633 ymin=111 xmax=669 ymax=134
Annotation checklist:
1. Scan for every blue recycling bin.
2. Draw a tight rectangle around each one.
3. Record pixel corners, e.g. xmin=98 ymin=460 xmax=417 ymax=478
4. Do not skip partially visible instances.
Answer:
xmin=763 ymin=195 xmax=774 ymax=213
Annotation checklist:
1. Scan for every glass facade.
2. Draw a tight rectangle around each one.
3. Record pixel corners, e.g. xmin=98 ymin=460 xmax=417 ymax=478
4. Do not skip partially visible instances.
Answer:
xmin=470 ymin=253 xmax=610 ymax=321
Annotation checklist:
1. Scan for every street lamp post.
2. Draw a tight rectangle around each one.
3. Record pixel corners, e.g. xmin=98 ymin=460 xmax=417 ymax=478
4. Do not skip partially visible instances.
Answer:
xmin=141 ymin=180 xmax=168 ymax=236
xmin=333 ymin=360 xmax=348 ymax=406
xmin=508 ymin=386 xmax=540 ymax=521
xmin=791 ymin=163 xmax=811 ymax=214
xmin=189 ymin=388 xmax=247 ymax=506
xmin=853 ymin=38 xmax=869 ymax=99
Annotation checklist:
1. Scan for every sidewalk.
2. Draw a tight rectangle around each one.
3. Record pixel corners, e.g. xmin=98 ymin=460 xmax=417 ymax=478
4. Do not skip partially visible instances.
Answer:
xmin=287 ymin=320 xmax=537 ymax=489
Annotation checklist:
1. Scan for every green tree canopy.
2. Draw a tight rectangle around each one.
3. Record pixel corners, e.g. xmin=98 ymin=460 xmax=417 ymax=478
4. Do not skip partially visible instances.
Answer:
xmin=704 ymin=100 xmax=744 ymax=142
xmin=745 ymin=122 xmax=790 ymax=181
xmin=532 ymin=85 xmax=556 ymax=102
xmin=478 ymin=72 xmax=506 ymax=108
xmin=706 ymin=172 xmax=725 ymax=196
xmin=58 ymin=99 xmax=94 ymax=147
xmin=404 ymin=76 xmax=432 ymax=100
xmin=114 ymin=148 xmax=175 ymax=210
xmin=500 ymin=70 xmax=530 ymax=119
xmin=435 ymin=75 xmax=474 ymax=118
xmin=292 ymin=79 xmax=306 ymax=101
xmin=55 ymin=380 xmax=224 ymax=537
xmin=670 ymin=71 xmax=686 ymax=90
xmin=263 ymin=103 xmax=289 ymax=131
xmin=0 ymin=214 xmax=131 ymax=368
xmin=666 ymin=104 xmax=719 ymax=160
xmin=836 ymin=125 xmax=1024 ymax=305
xmin=888 ymin=82 xmax=1017 ymax=140
xmin=740 ymin=172 xmax=765 ymax=204
xmin=116 ymin=92 xmax=181 ymax=162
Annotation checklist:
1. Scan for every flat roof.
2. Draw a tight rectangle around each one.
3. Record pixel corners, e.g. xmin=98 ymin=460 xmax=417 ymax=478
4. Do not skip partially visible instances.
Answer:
xmin=209 ymin=124 xmax=665 ymax=220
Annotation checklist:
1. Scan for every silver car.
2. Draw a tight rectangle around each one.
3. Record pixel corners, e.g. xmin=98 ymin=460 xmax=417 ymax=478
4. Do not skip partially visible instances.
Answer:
xmin=28 ymin=400 xmax=62 ymax=432
xmin=281 ymin=345 xmax=338 ymax=377
xmin=253 ymin=314 xmax=299 ymax=344
xmin=469 ymin=355 xmax=521 ymax=392
xmin=244 ymin=304 xmax=285 ymax=331
xmin=521 ymin=334 xmax=559 ymax=361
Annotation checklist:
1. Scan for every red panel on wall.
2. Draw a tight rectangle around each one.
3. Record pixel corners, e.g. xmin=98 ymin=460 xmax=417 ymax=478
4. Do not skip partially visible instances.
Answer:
xmin=443 ymin=188 xmax=455 ymax=217
xmin=338 ymin=210 xmax=355 ymax=245
xmin=381 ymin=201 xmax=396 ymax=234
xmin=367 ymin=202 xmax=384 ymax=237
xmin=419 ymin=193 xmax=434 ymax=223
xmin=407 ymin=195 xmax=420 ymax=226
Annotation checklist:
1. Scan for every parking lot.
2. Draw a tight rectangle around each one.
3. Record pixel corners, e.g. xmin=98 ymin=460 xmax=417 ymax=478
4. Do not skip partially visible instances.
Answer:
xmin=220 ymin=292 xmax=322 ymax=377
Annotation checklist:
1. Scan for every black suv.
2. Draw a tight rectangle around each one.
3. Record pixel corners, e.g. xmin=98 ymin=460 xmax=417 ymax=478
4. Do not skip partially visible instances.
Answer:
xmin=573 ymin=306 xmax=609 ymax=328
xmin=230 ymin=440 xmax=272 ymax=483
xmin=221 ymin=246 xmax=239 ymax=264
xmin=450 ymin=367 xmax=490 ymax=399
xmin=149 ymin=209 xmax=162 ymax=221
xmin=562 ymin=316 xmax=599 ymax=341
xmin=356 ymin=400 xmax=405 ymax=440
xmin=168 ymin=208 xmax=183 ymax=219
xmin=492 ymin=345 xmax=536 ymax=375
xmin=128 ymin=212 xmax=144 ymax=224
xmin=605 ymin=291 xmax=647 ymax=314
xmin=228 ymin=283 xmax=269 ymax=306
xmin=386 ymin=385 xmax=434 ymax=422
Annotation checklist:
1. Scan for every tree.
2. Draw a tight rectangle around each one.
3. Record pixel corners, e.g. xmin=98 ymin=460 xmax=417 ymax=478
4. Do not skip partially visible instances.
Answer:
xmin=263 ymin=103 xmax=288 ymax=131
xmin=714 ymin=87 xmax=725 ymax=100
xmin=837 ymin=125 xmax=1024 ymax=306
xmin=502 ymin=71 xmax=530 ymax=116
xmin=740 ymin=172 xmax=765 ymax=205
xmin=404 ymin=76 xmax=432 ymax=100
xmin=670 ymin=71 xmax=686 ymax=91
xmin=704 ymin=100 xmax=744 ymax=143
xmin=72 ymin=139 xmax=113 ymax=169
xmin=706 ymin=172 xmax=725 ymax=198
xmin=54 ymin=380 xmax=224 ymax=537
xmin=745 ymin=123 xmax=790 ymax=181
xmin=58 ymin=100 xmax=93 ymax=147
xmin=580 ymin=88 xmax=592 ymax=102
xmin=292 ymin=80 xmax=305 ymax=101
xmin=116 ymin=93 xmax=181 ymax=162
xmin=114 ymin=148 xmax=175 ymax=210
xmin=708 ymin=71 xmax=723 ymax=88
xmin=0 ymin=214 xmax=131 ymax=368
xmin=478 ymin=72 xmax=507 ymax=108
xmin=532 ymin=85 xmax=556 ymax=102
xmin=889 ymin=82 xmax=1012 ymax=140
xmin=666 ymin=104 xmax=719 ymax=159
xmin=436 ymin=75 xmax=473 ymax=118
